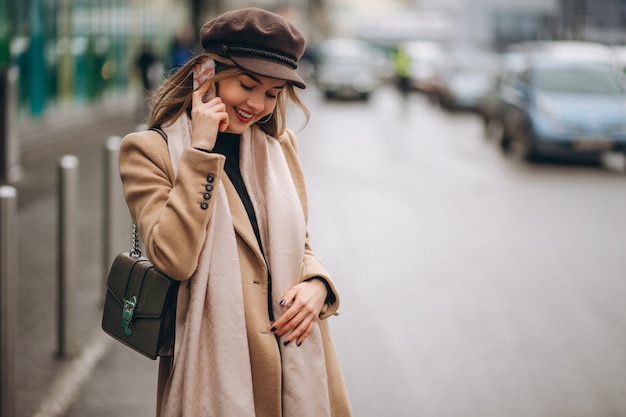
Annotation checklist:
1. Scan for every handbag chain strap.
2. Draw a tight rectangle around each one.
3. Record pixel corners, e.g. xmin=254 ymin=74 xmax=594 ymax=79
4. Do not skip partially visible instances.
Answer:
xmin=128 ymin=129 xmax=164 ymax=260
xmin=130 ymin=224 xmax=142 ymax=258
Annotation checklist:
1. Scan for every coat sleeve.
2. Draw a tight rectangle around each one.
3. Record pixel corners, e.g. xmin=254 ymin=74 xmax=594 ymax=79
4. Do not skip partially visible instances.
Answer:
xmin=278 ymin=129 xmax=341 ymax=319
xmin=118 ymin=130 xmax=226 ymax=280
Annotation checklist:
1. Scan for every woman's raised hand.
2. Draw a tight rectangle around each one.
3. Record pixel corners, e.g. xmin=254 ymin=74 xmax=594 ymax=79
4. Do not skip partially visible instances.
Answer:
xmin=190 ymin=82 xmax=229 ymax=150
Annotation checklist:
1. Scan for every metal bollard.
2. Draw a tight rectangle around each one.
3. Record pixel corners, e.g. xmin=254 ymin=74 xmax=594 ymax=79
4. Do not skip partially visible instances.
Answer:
xmin=103 ymin=136 xmax=130 ymax=290
xmin=0 ymin=186 xmax=17 ymax=417
xmin=57 ymin=155 xmax=79 ymax=358
xmin=0 ymin=67 xmax=23 ymax=184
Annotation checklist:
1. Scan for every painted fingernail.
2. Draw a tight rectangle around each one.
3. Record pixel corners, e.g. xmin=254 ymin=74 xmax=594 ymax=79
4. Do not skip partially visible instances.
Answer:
xmin=284 ymin=340 xmax=290 ymax=346
xmin=270 ymin=327 xmax=276 ymax=332
xmin=279 ymin=300 xmax=286 ymax=306
xmin=297 ymin=342 xmax=303 ymax=347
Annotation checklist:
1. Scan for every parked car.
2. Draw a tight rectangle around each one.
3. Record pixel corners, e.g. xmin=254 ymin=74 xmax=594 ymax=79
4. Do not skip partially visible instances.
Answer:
xmin=400 ymin=40 xmax=448 ymax=94
xmin=477 ymin=49 xmax=527 ymax=139
xmin=431 ymin=48 xmax=499 ymax=111
xmin=313 ymin=38 xmax=385 ymax=101
xmin=486 ymin=42 xmax=626 ymax=161
xmin=613 ymin=45 xmax=626 ymax=75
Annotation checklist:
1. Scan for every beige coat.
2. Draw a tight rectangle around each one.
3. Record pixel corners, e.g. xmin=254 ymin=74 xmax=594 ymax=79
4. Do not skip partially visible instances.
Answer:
xmin=119 ymin=128 xmax=352 ymax=417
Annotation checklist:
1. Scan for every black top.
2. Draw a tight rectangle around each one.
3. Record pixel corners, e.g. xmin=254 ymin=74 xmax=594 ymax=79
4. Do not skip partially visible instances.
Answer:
xmin=212 ymin=132 xmax=264 ymax=254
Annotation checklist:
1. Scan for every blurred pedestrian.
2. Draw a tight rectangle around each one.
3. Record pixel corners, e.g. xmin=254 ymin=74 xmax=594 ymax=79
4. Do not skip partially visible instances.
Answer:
xmin=394 ymin=46 xmax=411 ymax=100
xmin=136 ymin=43 xmax=161 ymax=91
xmin=135 ymin=43 xmax=163 ymax=118
xmin=118 ymin=8 xmax=352 ymax=417
xmin=170 ymin=23 xmax=195 ymax=69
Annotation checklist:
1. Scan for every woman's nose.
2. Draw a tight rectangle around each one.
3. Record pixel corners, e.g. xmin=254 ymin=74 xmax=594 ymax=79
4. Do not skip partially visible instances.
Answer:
xmin=247 ymin=93 xmax=265 ymax=112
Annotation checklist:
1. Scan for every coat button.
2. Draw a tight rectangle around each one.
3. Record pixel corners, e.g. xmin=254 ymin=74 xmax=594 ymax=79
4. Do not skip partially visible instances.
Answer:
xmin=205 ymin=184 xmax=214 ymax=191
xmin=200 ymin=202 xmax=209 ymax=210
xmin=203 ymin=191 xmax=211 ymax=200
xmin=206 ymin=174 xmax=215 ymax=183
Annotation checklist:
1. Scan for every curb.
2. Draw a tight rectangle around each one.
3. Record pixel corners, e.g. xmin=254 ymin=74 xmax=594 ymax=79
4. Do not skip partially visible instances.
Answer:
xmin=31 ymin=331 xmax=113 ymax=417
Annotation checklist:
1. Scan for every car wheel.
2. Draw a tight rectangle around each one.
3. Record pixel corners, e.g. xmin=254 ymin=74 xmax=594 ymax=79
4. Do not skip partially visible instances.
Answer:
xmin=499 ymin=126 xmax=511 ymax=151
xmin=484 ymin=116 xmax=503 ymax=142
xmin=507 ymin=123 xmax=537 ymax=161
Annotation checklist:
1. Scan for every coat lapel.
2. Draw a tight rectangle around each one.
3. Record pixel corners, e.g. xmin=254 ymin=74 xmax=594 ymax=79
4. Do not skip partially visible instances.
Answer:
xmin=221 ymin=174 xmax=266 ymax=266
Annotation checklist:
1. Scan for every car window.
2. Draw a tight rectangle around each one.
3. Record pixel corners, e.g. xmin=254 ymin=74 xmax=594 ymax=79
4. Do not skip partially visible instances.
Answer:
xmin=535 ymin=67 xmax=624 ymax=95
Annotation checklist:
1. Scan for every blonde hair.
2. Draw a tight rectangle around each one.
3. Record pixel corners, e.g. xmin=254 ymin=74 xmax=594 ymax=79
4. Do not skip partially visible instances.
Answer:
xmin=148 ymin=52 xmax=309 ymax=137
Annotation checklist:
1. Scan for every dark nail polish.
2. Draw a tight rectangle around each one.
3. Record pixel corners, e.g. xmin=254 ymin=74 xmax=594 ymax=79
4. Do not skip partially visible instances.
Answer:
xmin=279 ymin=300 xmax=286 ymax=306
xmin=284 ymin=340 xmax=290 ymax=346
xmin=297 ymin=342 xmax=303 ymax=347
xmin=270 ymin=327 xmax=276 ymax=332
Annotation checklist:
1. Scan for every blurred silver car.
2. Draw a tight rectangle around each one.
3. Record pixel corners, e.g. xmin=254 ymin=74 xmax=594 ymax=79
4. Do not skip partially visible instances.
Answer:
xmin=314 ymin=38 xmax=385 ymax=101
xmin=401 ymin=40 xmax=447 ymax=94
xmin=613 ymin=45 xmax=626 ymax=75
xmin=488 ymin=42 xmax=626 ymax=161
xmin=432 ymin=49 xmax=499 ymax=111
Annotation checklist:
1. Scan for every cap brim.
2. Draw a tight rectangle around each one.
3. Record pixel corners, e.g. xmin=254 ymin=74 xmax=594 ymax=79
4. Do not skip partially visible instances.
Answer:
xmin=231 ymin=55 xmax=306 ymax=89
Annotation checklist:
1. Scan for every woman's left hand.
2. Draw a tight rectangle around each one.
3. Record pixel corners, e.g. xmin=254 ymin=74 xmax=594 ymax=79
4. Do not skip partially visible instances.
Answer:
xmin=271 ymin=279 xmax=327 ymax=346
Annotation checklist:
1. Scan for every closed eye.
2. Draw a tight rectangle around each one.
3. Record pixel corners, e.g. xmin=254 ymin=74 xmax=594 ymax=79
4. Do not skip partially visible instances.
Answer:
xmin=240 ymin=82 xmax=278 ymax=99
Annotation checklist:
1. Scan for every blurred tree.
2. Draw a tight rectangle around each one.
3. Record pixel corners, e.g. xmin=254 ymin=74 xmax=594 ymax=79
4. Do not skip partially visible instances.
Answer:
xmin=0 ymin=0 xmax=9 ymax=66
xmin=29 ymin=0 xmax=46 ymax=115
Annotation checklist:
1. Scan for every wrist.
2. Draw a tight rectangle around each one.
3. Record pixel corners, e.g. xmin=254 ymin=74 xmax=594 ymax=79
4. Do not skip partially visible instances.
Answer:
xmin=190 ymin=135 xmax=216 ymax=151
xmin=305 ymin=277 xmax=335 ymax=305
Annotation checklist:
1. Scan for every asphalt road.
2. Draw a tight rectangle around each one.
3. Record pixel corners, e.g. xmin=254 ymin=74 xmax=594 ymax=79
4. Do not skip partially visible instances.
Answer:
xmin=60 ymin=85 xmax=626 ymax=417
xmin=298 ymin=86 xmax=626 ymax=417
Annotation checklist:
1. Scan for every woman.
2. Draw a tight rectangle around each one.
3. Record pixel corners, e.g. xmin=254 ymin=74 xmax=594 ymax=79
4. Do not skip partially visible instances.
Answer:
xmin=119 ymin=8 xmax=352 ymax=417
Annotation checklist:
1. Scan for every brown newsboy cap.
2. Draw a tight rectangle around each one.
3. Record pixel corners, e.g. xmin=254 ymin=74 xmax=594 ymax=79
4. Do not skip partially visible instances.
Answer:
xmin=200 ymin=8 xmax=306 ymax=89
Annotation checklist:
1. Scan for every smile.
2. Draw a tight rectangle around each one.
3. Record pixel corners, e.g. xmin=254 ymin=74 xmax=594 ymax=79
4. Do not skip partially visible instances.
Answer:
xmin=235 ymin=107 xmax=254 ymax=121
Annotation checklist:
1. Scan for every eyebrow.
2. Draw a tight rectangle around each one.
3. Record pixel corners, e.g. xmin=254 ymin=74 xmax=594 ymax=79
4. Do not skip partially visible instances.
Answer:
xmin=244 ymin=73 xmax=285 ymax=90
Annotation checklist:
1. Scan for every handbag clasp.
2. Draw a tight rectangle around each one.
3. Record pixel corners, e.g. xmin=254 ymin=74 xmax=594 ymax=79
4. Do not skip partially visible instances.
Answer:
xmin=122 ymin=296 xmax=137 ymax=336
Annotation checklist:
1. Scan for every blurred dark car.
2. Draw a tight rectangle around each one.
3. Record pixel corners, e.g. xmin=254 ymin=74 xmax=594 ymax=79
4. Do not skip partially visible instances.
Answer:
xmin=478 ymin=49 xmax=527 ymax=139
xmin=313 ymin=38 xmax=385 ymax=101
xmin=432 ymin=49 xmax=499 ymax=111
xmin=485 ymin=42 xmax=626 ymax=161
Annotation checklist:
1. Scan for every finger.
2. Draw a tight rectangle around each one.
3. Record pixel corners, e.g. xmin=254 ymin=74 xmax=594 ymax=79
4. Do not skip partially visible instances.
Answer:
xmin=218 ymin=113 xmax=229 ymax=132
xmin=271 ymin=307 xmax=298 ymax=336
xmin=201 ymin=83 xmax=217 ymax=103
xmin=273 ymin=298 xmax=313 ymax=336
xmin=192 ymin=81 xmax=211 ymax=106
xmin=273 ymin=284 xmax=320 ymax=332
xmin=280 ymin=312 xmax=309 ymax=345
xmin=278 ymin=287 xmax=298 ymax=308
xmin=295 ymin=321 xmax=315 ymax=346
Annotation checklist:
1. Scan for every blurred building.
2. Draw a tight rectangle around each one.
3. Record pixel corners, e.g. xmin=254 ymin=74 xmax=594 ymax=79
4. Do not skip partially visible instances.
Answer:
xmin=325 ymin=0 xmax=559 ymax=49
xmin=2 ymin=0 xmax=190 ymax=121
xmin=6 ymin=0 xmax=624 ymax=123
xmin=326 ymin=0 xmax=626 ymax=51
xmin=1 ymin=0 xmax=329 ymax=125
xmin=209 ymin=0 xmax=326 ymax=44
xmin=560 ymin=0 xmax=626 ymax=44
xmin=420 ymin=0 xmax=626 ymax=49
xmin=414 ymin=0 xmax=559 ymax=49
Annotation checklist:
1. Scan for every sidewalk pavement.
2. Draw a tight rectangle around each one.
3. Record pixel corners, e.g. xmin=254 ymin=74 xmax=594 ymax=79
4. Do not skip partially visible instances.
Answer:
xmin=12 ymin=91 xmax=160 ymax=417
